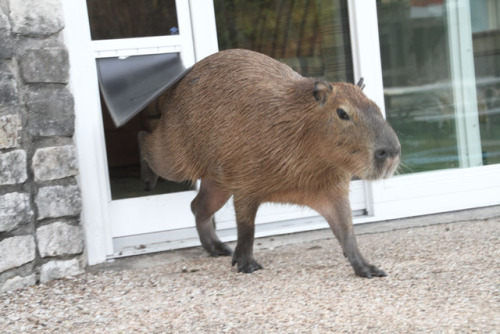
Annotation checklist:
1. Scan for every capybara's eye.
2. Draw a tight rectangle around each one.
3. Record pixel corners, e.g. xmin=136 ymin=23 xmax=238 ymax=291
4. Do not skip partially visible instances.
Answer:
xmin=337 ymin=108 xmax=350 ymax=121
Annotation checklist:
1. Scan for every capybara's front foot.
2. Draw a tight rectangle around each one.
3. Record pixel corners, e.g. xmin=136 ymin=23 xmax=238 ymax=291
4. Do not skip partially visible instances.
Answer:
xmin=352 ymin=262 xmax=387 ymax=279
xmin=204 ymin=241 xmax=233 ymax=257
xmin=231 ymin=250 xmax=263 ymax=273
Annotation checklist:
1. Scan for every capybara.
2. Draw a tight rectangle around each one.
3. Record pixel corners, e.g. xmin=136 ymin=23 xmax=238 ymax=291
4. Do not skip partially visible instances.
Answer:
xmin=139 ymin=49 xmax=401 ymax=278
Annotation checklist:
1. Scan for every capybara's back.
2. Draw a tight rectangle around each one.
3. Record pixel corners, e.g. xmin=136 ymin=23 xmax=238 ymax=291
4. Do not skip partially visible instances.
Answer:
xmin=142 ymin=49 xmax=315 ymax=191
xmin=139 ymin=49 xmax=401 ymax=277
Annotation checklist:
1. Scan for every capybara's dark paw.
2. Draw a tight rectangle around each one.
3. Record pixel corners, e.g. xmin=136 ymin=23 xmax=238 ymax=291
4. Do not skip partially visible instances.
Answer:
xmin=231 ymin=254 xmax=263 ymax=273
xmin=206 ymin=242 xmax=233 ymax=257
xmin=236 ymin=259 xmax=263 ymax=273
xmin=353 ymin=263 xmax=387 ymax=279
xmin=144 ymin=181 xmax=154 ymax=191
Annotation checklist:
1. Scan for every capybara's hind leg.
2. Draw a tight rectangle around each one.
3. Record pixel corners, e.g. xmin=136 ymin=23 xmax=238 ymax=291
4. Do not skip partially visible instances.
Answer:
xmin=231 ymin=195 xmax=263 ymax=273
xmin=138 ymin=131 xmax=159 ymax=191
xmin=191 ymin=179 xmax=232 ymax=257
xmin=140 ymin=159 xmax=159 ymax=191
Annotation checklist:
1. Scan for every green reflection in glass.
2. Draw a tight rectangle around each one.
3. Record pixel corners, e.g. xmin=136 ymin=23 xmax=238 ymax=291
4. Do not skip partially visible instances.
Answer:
xmin=377 ymin=0 xmax=500 ymax=174
xmin=214 ymin=0 xmax=353 ymax=83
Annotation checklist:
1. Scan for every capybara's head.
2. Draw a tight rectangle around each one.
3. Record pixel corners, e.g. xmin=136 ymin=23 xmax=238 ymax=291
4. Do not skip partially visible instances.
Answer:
xmin=312 ymin=79 xmax=400 ymax=180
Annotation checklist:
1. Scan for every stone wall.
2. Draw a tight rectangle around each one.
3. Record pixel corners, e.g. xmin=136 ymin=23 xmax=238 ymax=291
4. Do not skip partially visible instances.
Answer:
xmin=0 ymin=0 xmax=84 ymax=292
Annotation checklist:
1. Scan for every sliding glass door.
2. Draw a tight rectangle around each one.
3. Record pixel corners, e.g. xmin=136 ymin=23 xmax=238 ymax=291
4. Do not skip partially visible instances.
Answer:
xmin=64 ymin=0 xmax=500 ymax=264
xmin=212 ymin=0 xmax=369 ymax=230
xmin=365 ymin=0 xmax=500 ymax=221
xmin=378 ymin=0 xmax=500 ymax=174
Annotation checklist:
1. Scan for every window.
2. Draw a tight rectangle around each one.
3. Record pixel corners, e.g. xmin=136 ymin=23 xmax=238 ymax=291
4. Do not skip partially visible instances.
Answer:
xmin=86 ymin=0 xmax=179 ymax=40
xmin=214 ymin=0 xmax=353 ymax=83
xmin=86 ymin=0 xmax=194 ymax=200
xmin=378 ymin=0 xmax=500 ymax=173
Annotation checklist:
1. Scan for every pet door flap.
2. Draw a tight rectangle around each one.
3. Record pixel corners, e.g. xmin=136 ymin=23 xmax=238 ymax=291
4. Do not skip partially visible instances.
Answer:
xmin=96 ymin=53 xmax=191 ymax=127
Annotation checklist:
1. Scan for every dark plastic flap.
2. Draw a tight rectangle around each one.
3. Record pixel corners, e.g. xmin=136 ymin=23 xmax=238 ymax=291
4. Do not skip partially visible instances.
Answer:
xmin=96 ymin=53 xmax=191 ymax=127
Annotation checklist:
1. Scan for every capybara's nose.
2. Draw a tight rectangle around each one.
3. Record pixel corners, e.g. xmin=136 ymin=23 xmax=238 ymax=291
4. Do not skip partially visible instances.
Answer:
xmin=374 ymin=145 xmax=401 ymax=163
xmin=374 ymin=148 xmax=388 ymax=163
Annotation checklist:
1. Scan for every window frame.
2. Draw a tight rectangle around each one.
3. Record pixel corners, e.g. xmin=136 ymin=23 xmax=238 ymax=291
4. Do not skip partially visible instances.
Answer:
xmin=62 ymin=0 xmax=500 ymax=265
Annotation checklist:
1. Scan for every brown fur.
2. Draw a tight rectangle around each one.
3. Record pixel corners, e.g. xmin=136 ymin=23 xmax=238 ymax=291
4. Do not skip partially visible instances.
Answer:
xmin=140 ymin=49 xmax=400 ymax=277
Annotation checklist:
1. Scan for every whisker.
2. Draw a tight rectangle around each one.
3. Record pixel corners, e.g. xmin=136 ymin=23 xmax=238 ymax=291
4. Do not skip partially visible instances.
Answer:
xmin=396 ymin=162 xmax=414 ymax=175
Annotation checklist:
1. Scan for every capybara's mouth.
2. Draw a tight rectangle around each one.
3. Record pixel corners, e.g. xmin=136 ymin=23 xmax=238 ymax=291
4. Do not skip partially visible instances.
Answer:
xmin=362 ymin=155 xmax=400 ymax=180
xmin=381 ymin=155 xmax=400 ymax=178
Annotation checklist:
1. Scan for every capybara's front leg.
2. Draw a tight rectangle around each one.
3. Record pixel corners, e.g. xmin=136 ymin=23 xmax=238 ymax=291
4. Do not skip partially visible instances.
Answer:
xmin=318 ymin=195 xmax=386 ymax=278
xmin=231 ymin=196 xmax=263 ymax=273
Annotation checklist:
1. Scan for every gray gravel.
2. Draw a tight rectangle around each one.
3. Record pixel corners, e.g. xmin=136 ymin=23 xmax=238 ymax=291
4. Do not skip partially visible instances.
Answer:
xmin=1 ymin=218 xmax=499 ymax=333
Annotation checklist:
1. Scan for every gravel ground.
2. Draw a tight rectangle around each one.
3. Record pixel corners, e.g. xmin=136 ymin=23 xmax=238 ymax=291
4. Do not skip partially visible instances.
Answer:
xmin=1 ymin=218 xmax=499 ymax=333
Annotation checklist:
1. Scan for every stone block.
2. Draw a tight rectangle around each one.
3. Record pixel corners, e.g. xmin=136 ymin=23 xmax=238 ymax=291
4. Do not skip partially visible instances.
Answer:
xmin=9 ymin=0 xmax=64 ymax=37
xmin=0 ymin=6 xmax=10 ymax=31
xmin=0 ymin=236 xmax=36 ymax=272
xmin=35 ymin=185 xmax=81 ymax=219
xmin=27 ymin=86 xmax=74 ymax=137
xmin=0 ymin=274 xmax=36 ymax=292
xmin=0 ymin=192 xmax=32 ymax=232
xmin=0 ymin=7 xmax=12 ymax=58
xmin=39 ymin=258 xmax=84 ymax=283
xmin=36 ymin=222 xmax=84 ymax=257
xmin=0 ymin=63 xmax=19 ymax=114
xmin=0 ymin=150 xmax=27 ymax=184
xmin=0 ymin=30 xmax=13 ymax=59
xmin=20 ymin=48 xmax=69 ymax=83
xmin=0 ymin=114 xmax=21 ymax=148
xmin=32 ymin=145 xmax=78 ymax=182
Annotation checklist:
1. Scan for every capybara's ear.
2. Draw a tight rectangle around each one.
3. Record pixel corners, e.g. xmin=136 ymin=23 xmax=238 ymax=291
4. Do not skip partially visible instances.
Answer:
xmin=356 ymin=77 xmax=366 ymax=91
xmin=313 ymin=81 xmax=333 ymax=106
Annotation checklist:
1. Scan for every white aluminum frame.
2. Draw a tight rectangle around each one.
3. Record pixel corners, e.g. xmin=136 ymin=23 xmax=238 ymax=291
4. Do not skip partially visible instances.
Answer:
xmin=446 ymin=0 xmax=483 ymax=168
xmin=62 ymin=0 xmax=365 ymax=262
xmin=348 ymin=0 xmax=386 ymax=116
xmin=62 ymin=0 xmax=113 ymax=264
xmin=349 ymin=0 xmax=500 ymax=221
xmin=63 ymin=0 xmax=500 ymax=265
xmin=62 ymin=0 xmax=199 ymax=264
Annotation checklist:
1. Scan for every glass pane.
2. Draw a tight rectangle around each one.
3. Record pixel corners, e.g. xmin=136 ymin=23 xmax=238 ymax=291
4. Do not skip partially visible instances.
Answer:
xmin=86 ymin=0 xmax=179 ymax=40
xmin=377 ymin=0 xmax=500 ymax=174
xmin=87 ymin=1 xmax=191 ymax=200
xmin=378 ymin=1 xmax=458 ymax=173
xmin=214 ymin=0 xmax=353 ymax=82
xmin=471 ymin=0 xmax=500 ymax=165
xmin=101 ymin=94 xmax=194 ymax=201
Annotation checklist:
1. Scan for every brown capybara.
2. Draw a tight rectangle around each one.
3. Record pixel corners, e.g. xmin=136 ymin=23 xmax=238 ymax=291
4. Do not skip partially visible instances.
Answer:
xmin=139 ymin=49 xmax=400 ymax=278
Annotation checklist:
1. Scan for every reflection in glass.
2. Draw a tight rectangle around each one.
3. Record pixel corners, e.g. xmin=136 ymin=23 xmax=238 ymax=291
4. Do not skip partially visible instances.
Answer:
xmin=214 ymin=0 xmax=353 ymax=83
xmin=86 ymin=0 xmax=192 ymax=200
xmin=378 ymin=1 xmax=459 ymax=173
xmin=101 ymin=94 xmax=194 ymax=201
xmin=471 ymin=0 xmax=500 ymax=166
xmin=377 ymin=0 xmax=500 ymax=173
xmin=86 ymin=0 xmax=179 ymax=40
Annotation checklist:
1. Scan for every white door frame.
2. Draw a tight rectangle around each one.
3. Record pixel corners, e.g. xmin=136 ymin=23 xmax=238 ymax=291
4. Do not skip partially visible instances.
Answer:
xmin=63 ymin=0 xmax=112 ymax=265
xmin=446 ymin=0 xmax=483 ymax=168
xmin=93 ymin=1 xmax=199 ymax=240
xmin=62 ymin=0 xmax=200 ymax=264
xmin=63 ymin=0 xmax=500 ymax=265
xmin=350 ymin=0 xmax=500 ymax=222
xmin=63 ymin=0 xmax=371 ymax=263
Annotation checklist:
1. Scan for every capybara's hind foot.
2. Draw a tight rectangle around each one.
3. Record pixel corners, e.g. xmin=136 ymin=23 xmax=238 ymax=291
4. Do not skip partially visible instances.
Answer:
xmin=205 ymin=241 xmax=233 ymax=257
xmin=143 ymin=180 xmax=155 ymax=191
xmin=141 ymin=163 xmax=159 ymax=191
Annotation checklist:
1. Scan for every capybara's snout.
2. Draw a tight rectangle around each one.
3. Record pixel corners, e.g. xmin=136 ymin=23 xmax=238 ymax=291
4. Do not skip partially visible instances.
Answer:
xmin=371 ymin=125 xmax=401 ymax=179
